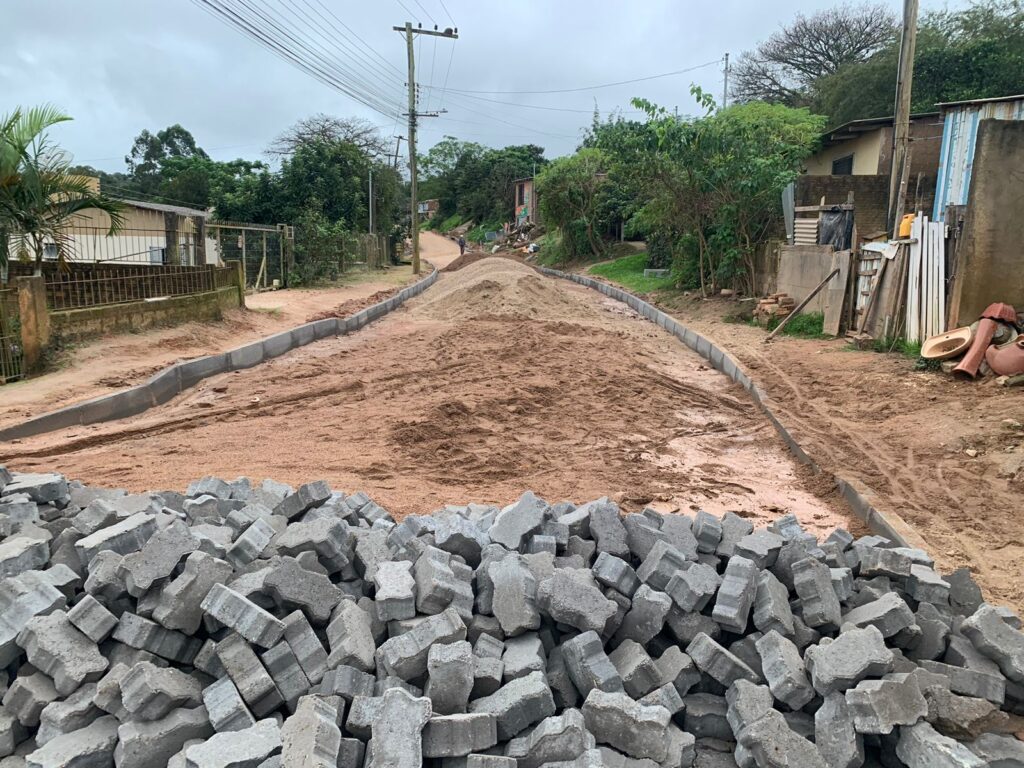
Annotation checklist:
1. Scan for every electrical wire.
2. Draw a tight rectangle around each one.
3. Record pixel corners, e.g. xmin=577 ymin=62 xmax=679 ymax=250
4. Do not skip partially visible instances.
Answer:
xmin=410 ymin=0 xmax=438 ymax=26
xmin=438 ymin=0 xmax=456 ymax=26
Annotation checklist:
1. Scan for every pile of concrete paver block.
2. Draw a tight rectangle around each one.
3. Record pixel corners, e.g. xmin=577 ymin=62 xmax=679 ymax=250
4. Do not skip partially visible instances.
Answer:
xmin=0 ymin=467 xmax=1022 ymax=768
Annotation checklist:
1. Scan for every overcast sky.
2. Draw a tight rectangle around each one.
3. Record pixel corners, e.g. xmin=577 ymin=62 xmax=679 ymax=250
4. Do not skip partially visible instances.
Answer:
xmin=2 ymin=0 xmax=958 ymax=172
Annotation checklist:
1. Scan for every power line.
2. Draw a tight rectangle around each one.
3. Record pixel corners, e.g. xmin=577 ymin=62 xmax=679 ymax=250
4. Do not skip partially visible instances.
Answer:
xmin=438 ymin=0 xmax=456 ymax=25
xmin=438 ymin=59 xmax=722 ymax=95
xmin=410 ymin=0 xmax=438 ymax=26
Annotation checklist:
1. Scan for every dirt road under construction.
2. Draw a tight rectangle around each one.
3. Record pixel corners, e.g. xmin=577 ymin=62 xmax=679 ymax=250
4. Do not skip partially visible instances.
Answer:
xmin=2 ymin=236 xmax=853 ymax=535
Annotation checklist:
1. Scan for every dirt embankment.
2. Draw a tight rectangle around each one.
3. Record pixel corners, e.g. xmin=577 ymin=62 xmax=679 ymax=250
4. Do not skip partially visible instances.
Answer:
xmin=1 ymin=258 xmax=854 ymax=540
xmin=616 ymin=287 xmax=1024 ymax=612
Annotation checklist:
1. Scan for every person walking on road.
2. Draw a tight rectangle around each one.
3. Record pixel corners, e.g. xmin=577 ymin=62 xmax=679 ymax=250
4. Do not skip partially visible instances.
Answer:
xmin=458 ymin=235 xmax=467 ymax=256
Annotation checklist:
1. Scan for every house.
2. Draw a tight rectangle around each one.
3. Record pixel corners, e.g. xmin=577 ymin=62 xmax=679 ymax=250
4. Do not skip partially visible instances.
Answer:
xmin=804 ymin=113 xmax=943 ymax=177
xmin=513 ymin=178 xmax=535 ymax=226
xmin=417 ymin=199 xmax=439 ymax=222
xmin=933 ymin=94 xmax=1024 ymax=221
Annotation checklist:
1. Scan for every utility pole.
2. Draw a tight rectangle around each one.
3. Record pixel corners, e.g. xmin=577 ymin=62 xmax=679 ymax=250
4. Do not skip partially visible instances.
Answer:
xmin=392 ymin=135 xmax=405 ymax=170
xmin=393 ymin=22 xmax=458 ymax=275
xmin=888 ymin=0 xmax=919 ymax=237
xmin=368 ymin=167 xmax=374 ymax=234
xmin=722 ymin=53 xmax=730 ymax=110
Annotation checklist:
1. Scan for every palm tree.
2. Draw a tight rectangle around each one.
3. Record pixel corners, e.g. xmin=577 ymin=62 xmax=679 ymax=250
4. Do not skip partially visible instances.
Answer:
xmin=0 ymin=105 xmax=125 ymax=275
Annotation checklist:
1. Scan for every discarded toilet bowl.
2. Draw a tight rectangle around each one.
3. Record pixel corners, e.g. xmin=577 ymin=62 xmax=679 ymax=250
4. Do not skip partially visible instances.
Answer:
xmin=985 ymin=335 xmax=1024 ymax=377
xmin=921 ymin=326 xmax=974 ymax=360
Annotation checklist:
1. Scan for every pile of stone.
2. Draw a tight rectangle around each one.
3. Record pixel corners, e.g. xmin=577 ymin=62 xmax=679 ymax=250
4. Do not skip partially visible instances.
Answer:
xmin=0 ymin=467 xmax=1022 ymax=768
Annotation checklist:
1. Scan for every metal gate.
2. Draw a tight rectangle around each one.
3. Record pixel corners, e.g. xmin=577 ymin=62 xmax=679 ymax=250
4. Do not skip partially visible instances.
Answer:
xmin=207 ymin=222 xmax=293 ymax=291
xmin=0 ymin=288 xmax=23 ymax=384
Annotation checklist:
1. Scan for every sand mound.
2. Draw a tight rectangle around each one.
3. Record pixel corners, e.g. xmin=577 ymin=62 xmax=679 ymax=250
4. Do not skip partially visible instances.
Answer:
xmin=411 ymin=257 xmax=607 ymax=324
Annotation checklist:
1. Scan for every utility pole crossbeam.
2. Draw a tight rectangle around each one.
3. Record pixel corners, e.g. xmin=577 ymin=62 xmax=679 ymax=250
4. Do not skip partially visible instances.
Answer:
xmin=888 ymin=0 xmax=919 ymax=237
xmin=393 ymin=22 xmax=458 ymax=275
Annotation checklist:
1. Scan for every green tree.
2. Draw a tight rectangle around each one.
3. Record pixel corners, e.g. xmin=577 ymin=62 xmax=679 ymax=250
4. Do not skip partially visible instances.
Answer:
xmin=0 ymin=106 xmax=124 ymax=273
xmin=126 ymin=124 xmax=209 ymax=196
xmin=535 ymin=148 xmax=609 ymax=260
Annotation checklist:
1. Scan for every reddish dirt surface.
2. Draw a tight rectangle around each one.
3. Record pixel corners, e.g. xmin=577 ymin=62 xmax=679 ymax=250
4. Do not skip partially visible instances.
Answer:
xmin=1 ymin=256 xmax=856 ymax=540
xmin=0 ymin=234 xmax=457 ymax=431
xmin=609 ymin=284 xmax=1024 ymax=612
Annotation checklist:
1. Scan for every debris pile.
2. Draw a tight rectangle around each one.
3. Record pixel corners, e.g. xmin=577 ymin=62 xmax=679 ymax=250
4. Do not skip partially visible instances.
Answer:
xmin=0 ymin=467 xmax=1023 ymax=767
xmin=922 ymin=303 xmax=1024 ymax=385
xmin=753 ymin=294 xmax=796 ymax=327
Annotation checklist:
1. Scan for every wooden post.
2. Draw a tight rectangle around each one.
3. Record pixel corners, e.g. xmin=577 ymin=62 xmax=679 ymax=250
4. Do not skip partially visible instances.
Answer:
xmin=240 ymin=231 xmax=247 ymax=289
xmin=164 ymin=213 xmax=180 ymax=265
xmin=194 ymin=216 xmax=207 ymax=266
xmin=260 ymin=232 xmax=268 ymax=290
xmin=887 ymin=0 xmax=919 ymax=236
xmin=765 ymin=268 xmax=840 ymax=343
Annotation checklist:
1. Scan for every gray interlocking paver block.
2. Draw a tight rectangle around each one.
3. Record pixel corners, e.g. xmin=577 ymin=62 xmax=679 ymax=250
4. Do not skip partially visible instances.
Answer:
xmin=280 ymin=611 xmax=327 ymax=687
xmin=896 ymin=721 xmax=985 ymax=767
xmin=66 ymin=594 xmax=116 ymax=643
xmin=918 ymin=660 xmax=1006 ymax=704
xmin=184 ymin=717 xmax=282 ymax=768
xmin=366 ymin=687 xmax=432 ymax=768
xmin=621 ymin=515 xmax=668 ymax=561
xmin=581 ymin=689 xmax=669 ymax=762
xmin=654 ymin=646 xmax=700 ymax=697
xmin=415 ymin=547 xmax=472 ymax=617
xmin=434 ymin=515 xmax=489 ymax=567
xmin=201 ymin=584 xmax=285 ymax=648
xmin=274 ymin=481 xmax=331 ymax=520
xmin=711 ymin=556 xmax=757 ymax=633
xmin=537 ymin=570 xmax=617 ymax=634
xmin=561 ymin=632 xmax=623 ymax=698
xmin=608 ymin=640 xmax=660 ymax=699
xmin=665 ymin=563 xmax=720 ymax=613
xmin=264 ymin=557 xmax=341 ymax=626
xmin=589 ymin=503 xmax=629 ymax=559
xmin=545 ymin=646 xmax=579 ymax=710
xmin=665 ymin=608 xmax=721 ymax=646
xmin=17 ymin=611 xmax=107 ymax=696
xmin=325 ymin=600 xmax=375 ymax=672
xmin=0 ymin=537 xmax=50 ymax=580
xmin=153 ymin=551 xmax=234 ymax=635
xmin=216 ymin=633 xmax=284 ymax=718
xmin=260 ymin=642 xmax=310 ymax=712
xmin=373 ymin=560 xmax=416 ymax=622
xmin=692 ymin=511 xmax=723 ymax=555
xmin=25 ymin=714 xmax=119 ymax=768
xmin=121 ymin=661 xmax=203 ymax=720
xmin=502 ymin=635 xmax=546 ymax=682
xmin=840 ymin=592 xmax=914 ymax=638
xmin=377 ymin=607 xmax=466 ymax=681
xmin=736 ymin=708 xmax=826 ymax=768
xmin=792 ymin=557 xmax=841 ymax=629
xmin=906 ymin=564 xmax=951 ymax=605
xmin=638 ymin=683 xmax=684 ymax=718
xmin=614 ymin=585 xmax=670 ymax=645
xmin=74 ymin=512 xmax=157 ymax=568
xmin=947 ymin=568 xmax=984 ymax=616
xmin=961 ymin=603 xmax=1024 ymax=683
xmin=117 ymin=519 xmax=198 ymax=597
xmin=202 ymin=677 xmax=256 ymax=733
xmin=733 ymin=529 xmax=784 ymax=570
xmin=3 ymin=670 xmax=58 ymax=727
xmin=845 ymin=673 xmax=927 ymax=734
xmin=725 ymin=679 xmax=773 ymax=738
xmin=225 ymin=518 xmax=275 ymax=569
xmin=945 ymin=634 xmax=1002 ymax=676
xmin=115 ymin=706 xmax=214 ymax=768
xmin=687 ymin=632 xmax=759 ymax=687
xmin=35 ymin=683 xmax=98 ymax=747
xmin=804 ymin=625 xmax=894 ymax=695
xmin=504 ymin=708 xmax=591 ymax=768
xmin=636 ymin=541 xmax=690 ymax=592
xmin=813 ymin=692 xmax=863 ymax=768
xmin=489 ymin=555 xmax=540 ymax=637
xmin=488 ymin=492 xmax=547 ymax=551
xmin=856 ymin=546 xmax=911 ymax=578
xmin=591 ymin=553 xmax=640 ymax=598
xmin=468 ymin=671 xmax=555 ymax=741
xmin=275 ymin=518 xmax=351 ymax=575
xmin=423 ymin=713 xmax=498 ymax=758
xmin=279 ymin=695 xmax=340 ymax=767
xmin=967 ymin=732 xmax=1024 ymax=766
xmin=318 ymin=665 xmax=374 ymax=702
xmin=526 ymin=535 xmax=557 ymax=555
xmin=0 ymin=572 xmax=66 ymax=667
xmin=751 ymin=569 xmax=795 ymax=638
xmin=755 ymin=631 xmax=813 ymax=709
xmin=474 ymin=632 xmax=504 ymax=660
xmin=426 ymin=641 xmax=474 ymax=715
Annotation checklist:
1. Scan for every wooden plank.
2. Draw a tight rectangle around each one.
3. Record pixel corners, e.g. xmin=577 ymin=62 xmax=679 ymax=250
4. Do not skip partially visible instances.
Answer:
xmin=823 ymin=250 xmax=852 ymax=336
xmin=906 ymin=217 xmax=922 ymax=343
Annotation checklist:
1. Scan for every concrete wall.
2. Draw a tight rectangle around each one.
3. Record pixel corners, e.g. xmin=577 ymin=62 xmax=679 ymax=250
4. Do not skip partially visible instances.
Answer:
xmin=50 ymin=286 xmax=241 ymax=342
xmin=950 ymin=119 xmax=1024 ymax=327
xmin=776 ymin=245 xmax=835 ymax=313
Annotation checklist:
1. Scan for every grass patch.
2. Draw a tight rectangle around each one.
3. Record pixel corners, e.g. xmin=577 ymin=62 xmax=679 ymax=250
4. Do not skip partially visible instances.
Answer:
xmin=588 ymin=253 xmax=675 ymax=294
xmin=433 ymin=213 xmax=462 ymax=232
xmin=757 ymin=312 xmax=829 ymax=339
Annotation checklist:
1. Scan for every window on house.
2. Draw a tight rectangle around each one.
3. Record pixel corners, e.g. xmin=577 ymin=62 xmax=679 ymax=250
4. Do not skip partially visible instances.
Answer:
xmin=831 ymin=155 xmax=854 ymax=175
xmin=516 ymin=185 xmax=525 ymax=206
xmin=43 ymin=244 xmax=58 ymax=261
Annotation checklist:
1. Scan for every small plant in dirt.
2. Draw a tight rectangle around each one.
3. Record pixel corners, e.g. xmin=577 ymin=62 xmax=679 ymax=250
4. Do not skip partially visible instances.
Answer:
xmin=760 ymin=311 xmax=827 ymax=338
xmin=589 ymin=253 xmax=675 ymax=294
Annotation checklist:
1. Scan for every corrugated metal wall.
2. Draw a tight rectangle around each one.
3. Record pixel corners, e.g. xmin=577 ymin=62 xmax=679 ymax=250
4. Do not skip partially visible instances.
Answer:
xmin=933 ymin=98 xmax=1024 ymax=221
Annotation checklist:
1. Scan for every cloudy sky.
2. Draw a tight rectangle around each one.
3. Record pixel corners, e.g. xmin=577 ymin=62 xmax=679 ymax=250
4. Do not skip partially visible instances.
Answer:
xmin=2 ymin=0 xmax=955 ymax=172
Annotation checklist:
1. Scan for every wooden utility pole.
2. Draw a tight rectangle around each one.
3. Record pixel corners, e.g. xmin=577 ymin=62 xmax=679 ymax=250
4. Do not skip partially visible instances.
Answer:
xmin=394 ymin=22 xmax=457 ymax=275
xmin=368 ymin=167 xmax=374 ymax=235
xmin=887 ymin=0 xmax=919 ymax=236
xmin=722 ymin=53 xmax=729 ymax=110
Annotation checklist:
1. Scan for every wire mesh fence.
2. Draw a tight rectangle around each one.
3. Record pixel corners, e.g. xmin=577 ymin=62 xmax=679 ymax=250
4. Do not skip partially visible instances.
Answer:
xmin=208 ymin=223 xmax=290 ymax=291
xmin=0 ymin=289 xmax=23 ymax=384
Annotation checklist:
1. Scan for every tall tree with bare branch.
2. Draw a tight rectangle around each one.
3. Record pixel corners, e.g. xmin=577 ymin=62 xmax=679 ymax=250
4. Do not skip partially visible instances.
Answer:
xmin=268 ymin=115 xmax=389 ymax=158
xmin=731 ymin=4 xmax=898 ymax=106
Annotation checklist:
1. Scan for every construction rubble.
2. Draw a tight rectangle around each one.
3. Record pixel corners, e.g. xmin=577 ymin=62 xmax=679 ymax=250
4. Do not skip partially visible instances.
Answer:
xmin=0 ymin=468 xmax=1023 ymax=768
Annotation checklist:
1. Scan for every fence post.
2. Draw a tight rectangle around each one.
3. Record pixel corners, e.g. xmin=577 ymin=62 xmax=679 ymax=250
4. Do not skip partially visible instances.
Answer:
xmin=227 ymin=260 xmax=246 ymax=308
xmin=16 ymin=276 xmax=49 ymax=373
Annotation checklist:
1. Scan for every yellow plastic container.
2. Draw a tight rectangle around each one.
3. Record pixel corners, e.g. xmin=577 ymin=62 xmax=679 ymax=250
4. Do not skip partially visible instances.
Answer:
xmin=899 ymin=213 xmax=915 ymax=238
